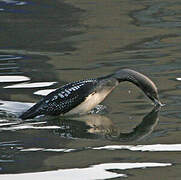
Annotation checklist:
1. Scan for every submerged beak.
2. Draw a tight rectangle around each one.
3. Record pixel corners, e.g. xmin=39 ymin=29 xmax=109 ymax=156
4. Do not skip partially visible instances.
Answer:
xmin=153 ymin=98 xmax=164 ymax=107
xmin=112 ymin=69 xmax=163 ymax=107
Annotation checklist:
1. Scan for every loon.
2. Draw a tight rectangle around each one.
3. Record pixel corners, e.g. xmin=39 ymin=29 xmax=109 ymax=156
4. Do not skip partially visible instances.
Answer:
xmin=19 ymin=69 xmax=161 ymax=120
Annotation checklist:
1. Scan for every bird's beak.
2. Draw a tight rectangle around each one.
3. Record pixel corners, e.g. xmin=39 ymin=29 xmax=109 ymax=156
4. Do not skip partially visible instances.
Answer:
xmin=153 ymin=98 xmax=164 ymax=107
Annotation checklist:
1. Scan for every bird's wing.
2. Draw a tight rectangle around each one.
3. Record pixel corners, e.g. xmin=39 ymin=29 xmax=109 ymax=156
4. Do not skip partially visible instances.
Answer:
xmin=19 ymin=79 xmax=98 ymax=119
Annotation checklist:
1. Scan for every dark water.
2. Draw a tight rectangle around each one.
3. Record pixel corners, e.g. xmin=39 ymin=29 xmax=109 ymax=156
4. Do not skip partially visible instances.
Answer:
xmin=0 ymin=0 xmax=181 ymax=179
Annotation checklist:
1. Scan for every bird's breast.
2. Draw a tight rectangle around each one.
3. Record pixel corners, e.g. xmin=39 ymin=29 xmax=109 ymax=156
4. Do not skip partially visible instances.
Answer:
xmin=65 ymin=88 xmax=114 ymax=115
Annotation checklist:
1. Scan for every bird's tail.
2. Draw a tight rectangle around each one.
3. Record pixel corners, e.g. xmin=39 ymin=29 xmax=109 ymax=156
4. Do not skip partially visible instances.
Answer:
xmin=19 ymin=110 xmax=39 ymax=120
xmin=19 ymin=103 xmax=42 ymax=120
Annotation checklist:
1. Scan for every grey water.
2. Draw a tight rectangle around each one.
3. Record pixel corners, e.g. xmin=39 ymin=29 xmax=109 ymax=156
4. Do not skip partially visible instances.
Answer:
xmin=0 ymin=0 xmax=181 ymax=179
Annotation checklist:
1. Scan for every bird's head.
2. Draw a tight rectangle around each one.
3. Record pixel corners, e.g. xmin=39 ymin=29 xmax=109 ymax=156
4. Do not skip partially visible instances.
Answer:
xmin=113 ymin=69 xmax=162 ymax=106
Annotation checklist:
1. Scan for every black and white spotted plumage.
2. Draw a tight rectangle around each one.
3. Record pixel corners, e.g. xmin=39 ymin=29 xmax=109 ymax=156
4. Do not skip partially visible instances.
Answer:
xmin=19 ymin=79 xmax=99 ymax=119
xmin=19 ymin=69 xmax=161 ymax=120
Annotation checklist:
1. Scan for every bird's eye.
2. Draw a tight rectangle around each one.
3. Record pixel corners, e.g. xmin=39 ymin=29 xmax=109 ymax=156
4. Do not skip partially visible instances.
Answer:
xmin=146 ymin=92 xmax=151 ymax=97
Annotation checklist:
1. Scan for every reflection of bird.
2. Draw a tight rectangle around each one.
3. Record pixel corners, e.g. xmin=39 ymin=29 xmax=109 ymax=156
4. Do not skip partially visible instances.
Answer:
xmin=86 ymin=106 xmax=160 ymax=141
xmin=20 ymin=69 xmax=161 ymax=120
xmin=48 ymin=106 xmax=160 ymax=141
xmin=117 ymin=106 xmax=160 ymax=142
xmin=50 ymin=114 xmax=117 ymax=139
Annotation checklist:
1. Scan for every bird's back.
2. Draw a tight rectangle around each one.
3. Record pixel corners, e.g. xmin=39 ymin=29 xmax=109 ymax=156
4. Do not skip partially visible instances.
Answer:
xmin=19 ymin=79 xmax=98 ymax=119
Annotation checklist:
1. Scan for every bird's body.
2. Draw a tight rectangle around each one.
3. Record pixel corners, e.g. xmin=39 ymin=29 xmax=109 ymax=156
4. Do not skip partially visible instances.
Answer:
xmin=20 ymin=75 xmax=118 ymax=119
xmin=19 ymin=69 xmax=161 ymax=120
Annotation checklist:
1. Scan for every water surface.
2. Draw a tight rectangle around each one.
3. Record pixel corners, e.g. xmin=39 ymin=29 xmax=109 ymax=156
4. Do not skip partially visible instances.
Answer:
xmin=0 ymin=0 xmax=181 ymax=179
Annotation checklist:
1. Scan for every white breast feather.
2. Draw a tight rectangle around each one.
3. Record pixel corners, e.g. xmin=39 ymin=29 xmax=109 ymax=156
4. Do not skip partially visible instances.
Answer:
xmin=66 ymin=89 xmax=113 ymax=115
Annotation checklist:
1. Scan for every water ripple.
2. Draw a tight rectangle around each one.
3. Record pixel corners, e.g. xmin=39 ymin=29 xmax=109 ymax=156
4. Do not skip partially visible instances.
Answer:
xmin=0 ymin=0 xmax=27 ymax=6
xmin=0 ymin=55 xmax=24 ymax=75
xmin=131 ymin=1 xmax=181 ymax=28
xmin=0 ymin=0 xmax=29 ymax=13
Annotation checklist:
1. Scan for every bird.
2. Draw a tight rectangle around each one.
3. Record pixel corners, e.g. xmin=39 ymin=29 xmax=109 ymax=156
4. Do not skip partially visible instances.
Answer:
xmin=19 ymin=69 xmax=162 ymax=120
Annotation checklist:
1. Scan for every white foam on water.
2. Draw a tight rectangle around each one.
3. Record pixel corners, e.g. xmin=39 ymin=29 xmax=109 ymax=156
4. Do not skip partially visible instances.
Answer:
xmin=0 ymin=162 xmax=171 ymax=180
xmin=0 ymin=76 xmax=30 ymax=83
xmin=93 ymin=144 xmax=181 ymax=152
xmin=4 ymin=82 xmax=57 ymax=88
xmin=19 ymin=144 xmax=181 ymax=153
xmin=0 ymin=122 xmax=19 ymax=127
xmin=0 ymin=100 xmax=33 ymax=113
xmin=0 ymin=124 xmax=61 ymax=131
xmin=21 ymin=148 xmax=76 ymax=153
xmin=34 ymin=89 xmax=57 ymax=96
